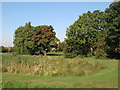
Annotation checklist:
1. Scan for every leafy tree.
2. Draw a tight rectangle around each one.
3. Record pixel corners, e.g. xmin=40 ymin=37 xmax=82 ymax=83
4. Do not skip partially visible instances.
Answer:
xmin=105 ymin=1 xmax=120 ymax=58
xmin=33 ymin=25 xmax=56 ymax=56
xmin=14 ymin=22 xmax=35 ymax=54
xmin=49 ymin=37 xmax=60 ymax=52
xmin=56 ymin=41 xmax=66 ymax=52
xmin=0 ymin=46 xmax=7 ymax=53
xmin=65 ymin=10 xmax=108 ymax=58
xmin=14 ymin=23 xmax=57 ymax=56
xmin=92 ymin=37 xmax=109 ymax=58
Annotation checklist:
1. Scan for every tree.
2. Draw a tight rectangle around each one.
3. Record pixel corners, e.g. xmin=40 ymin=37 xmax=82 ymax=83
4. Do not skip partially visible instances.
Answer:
xmin=14 ymin=23 xmax=57 ymax=56
xmin=0 ymin=46 xmax=7 ymax=53
xmin=65 ymin=10 xmax=108 ymax=58
xmin=14 ymin=22 xmax=35 ymax=54
xmin=33 ymin=25 xmax=56 ymax=56
xmin=92 ymin=37 xmax=109 ymax=58
xmin=56 ymin=41 xmax=66 ymax=52
xmin=105 ymin=1 xmax=120 ymax=58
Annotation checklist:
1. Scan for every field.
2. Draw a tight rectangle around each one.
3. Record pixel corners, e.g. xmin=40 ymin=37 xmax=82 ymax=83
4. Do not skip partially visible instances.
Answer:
xmin=2 ymin=53 xmax=118 ymax=88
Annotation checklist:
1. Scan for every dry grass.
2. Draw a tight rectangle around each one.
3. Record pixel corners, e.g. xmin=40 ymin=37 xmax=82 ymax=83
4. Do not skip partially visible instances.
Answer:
xmin=2 ymin=54 xmax=109 ymax=76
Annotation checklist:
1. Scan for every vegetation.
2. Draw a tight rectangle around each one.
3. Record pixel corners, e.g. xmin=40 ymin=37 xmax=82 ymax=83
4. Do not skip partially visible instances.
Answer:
xmin=13 ymin=22 xmax=35 ymax=55
xmin=12 ymin=1 xmax=120 ymax=59
xmin=0 ymin=46 xmax=13 ymax=53
xmin=13 ymin=22 xmax=57 ymax=56
xmin=2 ymin=54 xmax=108 ymax=76
xmin=105 ymin=1 xmax=120 ymax=58
xmin=64 ymin=1 xmax=120 ymax=58
xmin=0 ymin=46 xmax=7 ymax=53
xmin=65 ymin=10 xmax=108 ymax=58
xmin=2 ymin=1 xmax=120 ymax=89
xmin=56 ymin=41 xmax=66 ymax=52
xmin=2 ymin=54 xmax=118 ymax=88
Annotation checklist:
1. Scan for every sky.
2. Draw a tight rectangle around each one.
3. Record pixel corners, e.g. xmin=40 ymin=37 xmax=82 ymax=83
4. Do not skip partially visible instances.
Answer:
xmin=2 ymin=2 xmax=112 ymax=47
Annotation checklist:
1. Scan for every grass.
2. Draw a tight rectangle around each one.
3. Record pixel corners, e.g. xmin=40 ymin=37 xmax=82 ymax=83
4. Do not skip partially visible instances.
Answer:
xmin=47 ymin=52 xmax=63 ymax=56
xmin=2 ymin=67 xmax=118 ymax=88
xmin=2 ymin=54 xmax=110 ymax=76
xmin=2 ymin=53 xmax=118 ymax=88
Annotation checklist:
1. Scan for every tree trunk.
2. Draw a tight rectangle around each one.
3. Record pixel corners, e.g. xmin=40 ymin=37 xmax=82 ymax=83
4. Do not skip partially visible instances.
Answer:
xmin=90 ymin=47 xmax=93 ymax=56
xmin=44 ymin=50 xmax=46 ymax=56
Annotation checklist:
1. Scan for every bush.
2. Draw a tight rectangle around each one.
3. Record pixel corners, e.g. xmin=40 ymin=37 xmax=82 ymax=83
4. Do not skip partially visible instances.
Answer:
xmin=94 ymin=48 xmax=107 ymax=58
xmin=93 ymin=37 xmax=108 ymax=58
xmin=0 ymin=46 xmax=7 ymax=53
xmin=64 ymin=52 xmax=77 ymax=58
xmin=63 ymin=44 xmax=77 ymax=58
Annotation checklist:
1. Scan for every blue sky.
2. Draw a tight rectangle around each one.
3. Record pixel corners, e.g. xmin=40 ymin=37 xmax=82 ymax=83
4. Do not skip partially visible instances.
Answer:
xmin=2 ymin=2 xmax=112 ymax=47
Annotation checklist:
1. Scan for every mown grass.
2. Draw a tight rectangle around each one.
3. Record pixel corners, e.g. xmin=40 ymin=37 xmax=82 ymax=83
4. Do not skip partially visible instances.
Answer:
xmin=2 ymin=67 xmax=118 ymax=88
xmin=47 ymin=52 xmax=63 ymax=56
xmin=2 ymin=53 xmax=118 ymax=88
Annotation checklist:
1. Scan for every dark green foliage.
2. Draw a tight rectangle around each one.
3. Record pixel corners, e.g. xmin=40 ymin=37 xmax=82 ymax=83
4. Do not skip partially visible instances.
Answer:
xmin=0 ymin=46 xmax=7 ymax=53
xmin=64 ymin=42 xmax=78 ymax=58
xmin=105 ymin=1 xmax=120 ymax=58
xmin=50 ymin=37 xmax=60 ymax=49
xmin=14 ymin=22 xmax=35 ymax=54
xmin=93 ymin=37 xmax=109 ymax=58
xmin=14 ymin=22 xmax=57 ymax=55
xmin=65 ymin=1 xmax=120 ymax=58
xmin=33 ymin=25 xmax=56 ymax=55
xmin=56 ymin=41 xmax=66 ymax=52
xmin=65 ymin=10 xmax=108 ymax=58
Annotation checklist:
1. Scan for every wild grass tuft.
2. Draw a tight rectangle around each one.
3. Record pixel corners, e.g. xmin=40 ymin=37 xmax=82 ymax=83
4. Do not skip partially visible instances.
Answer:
xmin=2 ymin=54 xmax=109 ymax=76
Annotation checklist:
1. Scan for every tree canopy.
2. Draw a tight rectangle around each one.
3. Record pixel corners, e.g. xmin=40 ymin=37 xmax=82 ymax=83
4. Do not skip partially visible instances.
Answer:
xmin=14 ymin=22 xmax=57 ymax=55
xmin=64 ymin=1 xmax=120 ymax=58
xmin=13 ymin=1 xmax=120 ymax=59
xmin=105 ymin=1 xmax=120 ymax=58
xmin=65 ymin=10 xmax=108 ymax=58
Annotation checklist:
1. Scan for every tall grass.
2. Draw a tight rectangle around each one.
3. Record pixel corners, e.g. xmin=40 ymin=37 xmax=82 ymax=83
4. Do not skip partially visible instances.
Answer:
xmin=2 ymin=54 xmax=109 ymax=76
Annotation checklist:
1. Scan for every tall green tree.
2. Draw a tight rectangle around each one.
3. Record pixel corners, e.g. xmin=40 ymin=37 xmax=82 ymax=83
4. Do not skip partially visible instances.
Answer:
xmin=14 ymin=22 xmax=35 ymax=54
xmin=33 ymin=25 xmax=56 ymax=56
xmin=65 ymin=10 xmax=108 ymax=58
xmin=105 ymin=1 xmax=120 ymax=58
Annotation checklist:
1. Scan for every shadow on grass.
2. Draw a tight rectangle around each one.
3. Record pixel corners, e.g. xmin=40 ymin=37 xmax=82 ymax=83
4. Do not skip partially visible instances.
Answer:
xmin=47 ymin=53 xmax=63 ymax=56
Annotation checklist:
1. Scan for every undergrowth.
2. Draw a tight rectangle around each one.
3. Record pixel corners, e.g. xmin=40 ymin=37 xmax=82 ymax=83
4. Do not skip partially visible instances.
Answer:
xmin=2 ymin=54 xmax=108 ymax=76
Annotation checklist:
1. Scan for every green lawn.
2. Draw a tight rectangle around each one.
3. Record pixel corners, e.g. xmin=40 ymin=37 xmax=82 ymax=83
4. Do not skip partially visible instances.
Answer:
xmin=2 ymin=67 xmax=118 ymax=88
xmin=2 ymin=54 xmax=118 ymax=88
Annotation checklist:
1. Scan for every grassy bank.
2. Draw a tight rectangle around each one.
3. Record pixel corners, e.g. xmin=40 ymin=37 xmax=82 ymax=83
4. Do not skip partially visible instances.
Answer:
xmin=2 ymin=54 xmax=118 ymax=88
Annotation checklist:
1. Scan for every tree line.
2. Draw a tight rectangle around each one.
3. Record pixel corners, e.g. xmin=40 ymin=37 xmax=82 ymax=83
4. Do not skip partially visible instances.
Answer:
xmin=13 ymin=1 xmax=120 ymax=58
xmin=64 ymin=1 xmax=120 ymax=58
xmin=0 ymin=46 xmax=13 ymax=53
